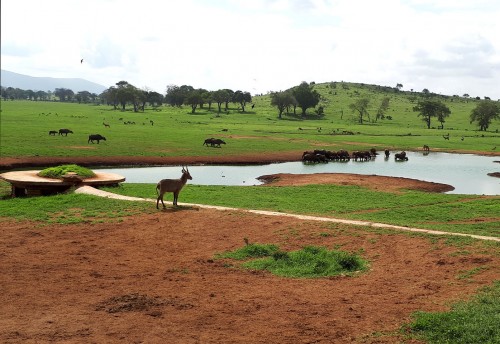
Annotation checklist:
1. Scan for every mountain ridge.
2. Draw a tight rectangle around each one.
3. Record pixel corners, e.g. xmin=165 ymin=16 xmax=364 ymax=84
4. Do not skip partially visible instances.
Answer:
xmin=1 ymin=69 xmax=107 ymax=94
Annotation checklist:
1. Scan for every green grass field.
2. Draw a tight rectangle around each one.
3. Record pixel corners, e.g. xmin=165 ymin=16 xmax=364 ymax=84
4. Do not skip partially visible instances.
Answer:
xmin=1 ymin=82 xmax=499 ymax=159
xmin=98 ymin=183 xmax=500 ymax=239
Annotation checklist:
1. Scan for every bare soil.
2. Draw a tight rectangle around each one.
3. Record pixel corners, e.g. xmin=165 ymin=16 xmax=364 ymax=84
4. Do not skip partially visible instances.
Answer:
xmin=1 ymin=154 xmax=499 ymax=343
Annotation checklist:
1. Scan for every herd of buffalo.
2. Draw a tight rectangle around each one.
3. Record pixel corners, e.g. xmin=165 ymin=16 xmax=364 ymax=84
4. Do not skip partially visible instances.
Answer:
xmin=302 ymin=148 xmax=409 ymax=163
xmin=48 ymin=129 xmax=106 ymax=144
xmin=48 ymin=128 xmax=410 ymax=162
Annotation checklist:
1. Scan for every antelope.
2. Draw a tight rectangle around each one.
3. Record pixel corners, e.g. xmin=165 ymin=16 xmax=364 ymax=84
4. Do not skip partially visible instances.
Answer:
xmin=156 ymin=166 xmax=192 ymax=209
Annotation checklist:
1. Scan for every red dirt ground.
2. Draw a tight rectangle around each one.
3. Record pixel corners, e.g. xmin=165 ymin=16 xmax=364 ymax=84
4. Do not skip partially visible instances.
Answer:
xmin=1 ymin=154 xmax=499 ymax=343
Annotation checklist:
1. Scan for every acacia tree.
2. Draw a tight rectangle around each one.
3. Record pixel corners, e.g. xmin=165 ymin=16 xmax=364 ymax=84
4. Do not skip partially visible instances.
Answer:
xmin=184 ymin=89 xmax=204 ymax=113
xmin=436 ymin=103 xmax=451 ymax=128
xmin=212 ymin=89 xmax=229 ymax=113
xmin=223 ymin=89 xmax=234 ymax=111
xmin=270 ymin=90 xmax=296 ymax=119
xmin=54 ymin=88 xmax=74 ymax=102
xmin=233 ymin=90 xmax=252 ymax=112
xmin=101 ymin=87 xmax=119 ymax=109
xmin=165 ymin=85 xmax=193 ymax=107
xmin=292 ymin=81 xmax=320 ymax=117
xmin=75 ymin=91 xmax=92 ymax=103
xmin=376 ymin=97 xmax=390 ymax=121
xmin=114 ymin=81 xmax=142 ymax=111
xmin=146 ymin=91 xmax=164 ymax=107
xmin=349 ymin=97 xmax=370 ymax=124
xmin=413 ymin=99 xmax=451 ymax=129
xmin=470 ymin=100 xmax=500 ymax=131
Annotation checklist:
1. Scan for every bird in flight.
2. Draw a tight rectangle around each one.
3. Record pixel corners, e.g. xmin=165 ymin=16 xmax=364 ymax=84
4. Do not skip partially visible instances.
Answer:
xmin=81 ymin=59 xmax=84 ymax=64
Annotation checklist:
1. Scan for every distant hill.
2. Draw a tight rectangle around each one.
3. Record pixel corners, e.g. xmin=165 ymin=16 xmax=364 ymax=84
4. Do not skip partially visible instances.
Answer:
xmin=0 ymin=69 xmax=107 ymax=94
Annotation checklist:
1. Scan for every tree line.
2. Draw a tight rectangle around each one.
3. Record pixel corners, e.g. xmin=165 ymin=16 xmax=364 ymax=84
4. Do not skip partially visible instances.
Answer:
xmin=2 ymin=80 xmax=498 ymax=131
xmin=0 ymin=86 xmax=101 ymax=103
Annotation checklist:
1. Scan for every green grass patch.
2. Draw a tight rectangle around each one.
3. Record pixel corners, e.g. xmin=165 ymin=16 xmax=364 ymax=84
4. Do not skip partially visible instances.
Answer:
xmin=37 ymin=164 xmax=96 ymax=179
xmin=217 ymin=244 xmax=368 ymax=278
xmin=101 ymin=183 xmax=500 ymax=239
xmin=407 ymin=281 xmax=500 ymax=343
xmin=0 ymin=192 xmax=154 ymax=223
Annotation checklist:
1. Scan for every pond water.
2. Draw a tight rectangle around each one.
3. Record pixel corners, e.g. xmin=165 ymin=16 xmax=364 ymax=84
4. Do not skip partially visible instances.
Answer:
xmin=96 ymin=152 xmax=500 ymax=195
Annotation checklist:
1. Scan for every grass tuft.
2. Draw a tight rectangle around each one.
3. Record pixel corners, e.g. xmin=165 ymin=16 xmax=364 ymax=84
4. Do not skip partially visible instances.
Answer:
xmin=218 ymin=244 xmax=368 ymax=278
xmin=215 ymin=243 xmax=280 ymax=260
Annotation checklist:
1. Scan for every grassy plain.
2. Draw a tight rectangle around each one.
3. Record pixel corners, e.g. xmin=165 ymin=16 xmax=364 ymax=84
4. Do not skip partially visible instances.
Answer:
xmin=1 ymin=82 xmax=499 ymax=159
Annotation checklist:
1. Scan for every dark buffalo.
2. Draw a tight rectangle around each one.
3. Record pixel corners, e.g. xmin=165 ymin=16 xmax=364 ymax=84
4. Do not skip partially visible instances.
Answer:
xmin=204 ymin=138 xmax=226 ymax=148
xmin=352 ymin=151 xmax=371 ymax=161
xmin=302 ymin=153 xmax=327 ymax=163
xmin=203 ymin=138 xmax=215 ymax=146
xmin=88 ymin=134 xmax=106 ymax=144
xmin=49 ymin=130 xmax=57 ymax=136
xmin=59 ymin=128 xmax=73 ymax=136
xmin=394 ymin=151 xmax=408 ymax=161
xmin=212 ymin=139 xmax=226 ymax=147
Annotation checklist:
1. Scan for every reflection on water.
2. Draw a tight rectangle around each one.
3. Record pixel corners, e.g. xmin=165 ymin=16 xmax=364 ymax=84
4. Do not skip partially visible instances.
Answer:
xmin=96 ymin=152 xmax=500 ymax=195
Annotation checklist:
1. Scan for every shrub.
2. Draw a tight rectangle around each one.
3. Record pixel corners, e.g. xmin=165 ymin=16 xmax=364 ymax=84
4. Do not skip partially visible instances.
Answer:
xmin=38 ymin=164 xmax=96 ymax=179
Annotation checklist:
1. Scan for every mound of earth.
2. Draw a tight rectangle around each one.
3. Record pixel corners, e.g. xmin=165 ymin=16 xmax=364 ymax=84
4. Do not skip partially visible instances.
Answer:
xmin=258 ymin=173 xmax=454 ymax=193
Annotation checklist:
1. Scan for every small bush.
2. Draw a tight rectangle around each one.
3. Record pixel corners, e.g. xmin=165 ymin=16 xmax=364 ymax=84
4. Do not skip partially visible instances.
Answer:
xmin=38 ymin=164 xmax=96 ymax=179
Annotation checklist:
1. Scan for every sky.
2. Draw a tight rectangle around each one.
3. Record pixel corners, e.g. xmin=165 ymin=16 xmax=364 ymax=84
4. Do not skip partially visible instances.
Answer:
xmin=2 ymin=0 xmax=500 ymax=99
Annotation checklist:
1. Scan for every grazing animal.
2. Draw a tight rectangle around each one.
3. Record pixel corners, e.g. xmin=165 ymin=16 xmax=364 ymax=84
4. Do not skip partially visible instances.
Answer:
xmin=156 ymin=166 xmax=192 ymax=208
xmin=352 ymin=151 xmax=371 ymax=161
xmin=395 ymin=151 xmax=408 ymax=161
xmin=58 ymin=128 xmax=73 ymax=136
xmin=337 ymin=150 xmax=350 ymax=161
xmin=204 ymin=138 xmax=226 ymax=147
xmin=423 ymin=145 xmax=430 ymax=152
xmin=103 ymin=122 xmax=110 ymax=128
xmin=302 ymin=153 xmax=323 ymax=163
xmin=211 ymin=139 xmax=226 ymax=147
xmin=203 ymin=138 xmax=215 ymax=146
xmin=443 ymin=134 xmax=450 ymax=140
xmin=88 ymin=134 xmax=106 ymax=144
xmin=49 ymin=130 xmax=57 ymax=136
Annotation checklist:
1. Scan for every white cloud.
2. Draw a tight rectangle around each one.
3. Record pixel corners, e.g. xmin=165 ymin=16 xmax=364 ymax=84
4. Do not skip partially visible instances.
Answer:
xmin=1 ymin=0 xmax=499 ymax=99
